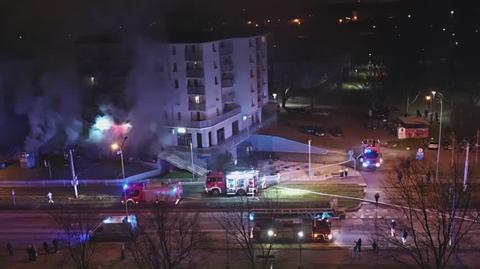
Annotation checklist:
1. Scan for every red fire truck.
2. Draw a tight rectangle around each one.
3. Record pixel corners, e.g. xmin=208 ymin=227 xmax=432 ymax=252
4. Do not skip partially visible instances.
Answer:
xmin=121 ymin=181 xmax=183 ymax=205
xmin=205 ymin=170 xmax=261 ymax=196
xmin=359 ymin=139 xmax=383 ymax=169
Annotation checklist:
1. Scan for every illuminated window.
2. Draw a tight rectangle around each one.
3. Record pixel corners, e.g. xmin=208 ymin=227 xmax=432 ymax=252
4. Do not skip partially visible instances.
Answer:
xmin=195 ymin=96 xmax=200 ymax=104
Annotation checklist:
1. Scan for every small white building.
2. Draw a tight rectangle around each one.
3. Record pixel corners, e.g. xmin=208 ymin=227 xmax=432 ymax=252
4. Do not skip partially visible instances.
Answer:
xmin=163 ymin=34 xmax=269 ymax=149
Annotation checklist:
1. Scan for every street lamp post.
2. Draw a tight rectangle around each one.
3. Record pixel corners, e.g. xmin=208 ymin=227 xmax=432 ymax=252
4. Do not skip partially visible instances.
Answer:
xmin=432 ymin=91 xmax=444 ymax=181
xmin=190 ymin=141 xmax=195 ymax=182
xmin=308 ymin=140 xmax=312 ymax=179
xmin=298 ymin=231 xmax=304 ymax=269
xmin=112 ymin=136 xmax=129 ymax=221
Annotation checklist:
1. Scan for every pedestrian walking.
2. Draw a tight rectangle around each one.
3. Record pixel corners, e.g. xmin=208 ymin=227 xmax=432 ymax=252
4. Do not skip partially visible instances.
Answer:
xmin=416 ymin=110 xmax=421 ymax=117
xmin=6 ymin=242 xmax=14 ymax=256
xmin=430 ymin=113 xmax=434 ymax=123
xmin=356 ymin=238 xmax=362 ymax=252
xmin=390 ymin=220 xmax=397 ymax=237
xmin=43 ymin=241 xmax=49 ymax=254
xmin=372 ymin=240 xmax=378 ymax=253
xmin=435 ymin=112 xmax=439 ymax=123
xmin=120 ymin=244 xmax=126 ymax=260
xmin=426 ymin=171 xmax=431 ymax=183
xmin=52 ymin=239 xmax=59 ymax=253
xmin=344 ymin=168 xmax=349 ymax=177
xmin=352 ymin=242 xmax=359 ymax=257
xmin=339 ymin=168 xmax=344 ymax=178
xmin=424 ymin=110 xmax=428 ymax=119
xmin=32 ymin=245 xmax=38 ymax=260
xmin=402 ymin=230 xmax=409 ymax=244
xmin=374 ymin=192 xmax=380 ymax=206
xmin=396 ymin=170 xmax=403 ymax=183
xmin=47 ymin=192 xmax=54 ymax=203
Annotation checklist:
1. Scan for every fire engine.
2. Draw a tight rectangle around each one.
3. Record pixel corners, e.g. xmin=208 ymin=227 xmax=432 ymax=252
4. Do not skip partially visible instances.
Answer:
xmin=205 ymin=170 xmax=263 ymax=196
xmin=252 ymin=213 xmax=333 ymax=242
xmin=121 ymin=181 xmax=183 ymax=205
xmin=359 ymin=139 xmax=383 ymax=169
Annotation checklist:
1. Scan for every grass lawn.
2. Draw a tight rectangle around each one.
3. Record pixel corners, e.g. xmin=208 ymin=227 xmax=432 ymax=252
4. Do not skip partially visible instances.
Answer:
xmin=159 ymin=170 xmax=193 ymax=180
xmin=260 ymin=182 xmax=365 ymax=209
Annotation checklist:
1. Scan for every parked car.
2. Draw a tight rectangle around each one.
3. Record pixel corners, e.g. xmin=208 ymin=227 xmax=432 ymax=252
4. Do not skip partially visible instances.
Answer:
xmin=314 ymin=127 xmax=327 ymax=137
xmin=427 ymin=141 xmax=439 ymax=150
xmin=442 ymin=139 xmax=452 ymax=150
xmin=301 ymin=126 xmax=316 ymax=135
xmin=329 ymin=126 xmax=344 ymax=137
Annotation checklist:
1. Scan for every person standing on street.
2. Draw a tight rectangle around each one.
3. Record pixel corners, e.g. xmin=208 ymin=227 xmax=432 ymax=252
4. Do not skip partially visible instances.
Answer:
xmin=402 ymin=230 xmax=409 ymax=244
xmin=47 ymin=192 xmax=54 ymax=203
xmin=52 ymin=239 xmax=59 ymax=253
xmin=6 ymin=242 xmax=14 ymax=256
xmin=43 ymin=241 xmax=49 ymax=254
xmin=357 ymin=238 xmax=362 ymax=252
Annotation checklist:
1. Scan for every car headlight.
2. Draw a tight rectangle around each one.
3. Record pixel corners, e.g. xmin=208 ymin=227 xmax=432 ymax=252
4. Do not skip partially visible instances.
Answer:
xmin=375 ymin=162 xmax=381 ymax=167
xmin=327 ymin=234 xmax=333 ymax=240
xmin=362 ymin=162 xmax=368 ymax=168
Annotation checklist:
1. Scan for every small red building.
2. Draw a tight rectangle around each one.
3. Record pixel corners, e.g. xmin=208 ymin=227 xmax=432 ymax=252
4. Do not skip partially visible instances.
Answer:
xmin=397 ymin=116 xmax=429 ymax=139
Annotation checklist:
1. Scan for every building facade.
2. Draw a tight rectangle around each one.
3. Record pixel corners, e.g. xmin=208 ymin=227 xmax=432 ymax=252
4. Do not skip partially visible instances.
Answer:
xmin=164 ymin=34 xmax=269 ymax=149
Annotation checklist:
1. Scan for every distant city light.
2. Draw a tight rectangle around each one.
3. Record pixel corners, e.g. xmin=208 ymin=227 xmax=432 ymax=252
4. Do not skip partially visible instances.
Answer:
xmin=247 ymin=20 xmax=252 ymax=25
xmin=450 ymin=10 xmax=454 ymax=16
xmin=298 ymin=231 xmax=304 ymax=238
xmin=291 ymin=18 xmax=301 ymax=25
xmin=90 ymin=76 xmax=95 ymax=85
xmin=442 ymin=27 xmax=446 ymax=32
xmin=407 ymin=14 xmax=412 ymax=18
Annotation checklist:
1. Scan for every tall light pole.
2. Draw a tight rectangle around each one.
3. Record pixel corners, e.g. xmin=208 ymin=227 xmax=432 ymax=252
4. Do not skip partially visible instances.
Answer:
xmin=298 ymin=231 xmax=304 ymax=269
xmin=308 ymin=140 xmax=312 ymax=179
xmin=112 ymin=136 xmax=129 ymax=221
xmin=190 ymin=141 xmax=195 ymax=182
xmin=432 ymin=91 xmax=444 ymax=181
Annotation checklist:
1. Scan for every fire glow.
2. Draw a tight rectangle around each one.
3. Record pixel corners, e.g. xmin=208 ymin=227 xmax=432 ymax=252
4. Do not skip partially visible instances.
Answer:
xmin=89 ymin=115 xmax=132 ymax=142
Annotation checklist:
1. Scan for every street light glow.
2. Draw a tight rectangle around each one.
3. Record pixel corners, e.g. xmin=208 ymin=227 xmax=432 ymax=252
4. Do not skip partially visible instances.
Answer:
xmin=298 ymin=231 xmax=304 ymax=238
xmin=267 ymin=229 xmax=274 ymax=237
xmin=425 ymin=95 xmax=431 ymax=101
xmin=111 ymin=143 xmax=119 ymax=151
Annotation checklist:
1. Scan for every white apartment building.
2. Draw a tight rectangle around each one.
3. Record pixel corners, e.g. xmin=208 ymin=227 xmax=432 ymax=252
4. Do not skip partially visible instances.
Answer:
xmin=163 ymin=34 xmax=269 ymax=149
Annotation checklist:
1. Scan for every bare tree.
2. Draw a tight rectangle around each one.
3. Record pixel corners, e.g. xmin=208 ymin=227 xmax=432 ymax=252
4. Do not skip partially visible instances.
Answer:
xmin=217 ymin=198 xmax=274 ymax=269
xmin=381 ymin=160 xmax=479 ymax=269
xmin=128 ymin=205 xmax=204 ymax=269
xmin=51 ymin=208 xmax=98 ymax=269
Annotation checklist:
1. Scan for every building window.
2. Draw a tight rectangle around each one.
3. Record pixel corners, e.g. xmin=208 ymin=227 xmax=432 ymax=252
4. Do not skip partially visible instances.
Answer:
xmin=214 ymin=61 xmax=218 ymax=69
xmin=164 ymin=111 xmax=168 ymax=120
xmin=249 ymin=39 xmax=253 ymax=47
xmin=251 ymin=99 xmax=255 ymax=107
xmin=173 ymin=63 xmax=177 ymax=72
xmin=250 ymin=69 xmax=254 ymax=78
xmin=249 ymin=55 xmax=254 ymax=63
xmin=172 ymin=46 xmax=176 ymax=55
xmin=215 ymin=76 xmax=218 ymax=85
xmin=191 ymin=45 xmax=196 ymax=52
xmin=195 ymin=95 xmax=200 ymax=104
xmin=177 ymin=112 xmax=181 ymax=120
xmin=212 ymin=43 xmax=216 ymax=52
xmin=217 ymin=108 xmax=220 ymax=116
xmin=174 ymin=80 xmax=179 ymax=88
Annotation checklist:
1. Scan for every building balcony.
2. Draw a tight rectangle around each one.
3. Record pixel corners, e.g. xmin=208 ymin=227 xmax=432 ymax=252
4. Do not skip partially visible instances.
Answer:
xmin=185 ymin=51 xmax=203 ymax=61
xmin=188 ymin=101 xmax=206 ymax=111
xmin=221 ymin=78 xmax=234 ymax=88
xmin=186 ymin=69 xmax=204 ymax=77
xmin=220 ymin=45 xmax=233 ymax=55
xmin=222 ymin=91 xmax=235 ymax=103
xmin=221 ymin=63 xmax=234 ymax=71
xmin=167 ymin=105 xmax=241 ymax=129
xmin=187 ymin=85 xmax=205 ymax=95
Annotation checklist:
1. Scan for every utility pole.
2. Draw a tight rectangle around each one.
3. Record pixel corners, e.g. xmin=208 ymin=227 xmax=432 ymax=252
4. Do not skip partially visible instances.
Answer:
xmin=190 ymin=141 xmax=195 ymax=182
xmin=308 ymin=140 xmax=312 ymax=179
xmin=69 ymin=149 xmax=79 ymax=198
xmin=463 ymin=141 xmax=470 ymax=192
xmin=451 ymin=133 xmax=455 ymax=167
xmin=475 ymin=129 xmax=479 ymax=165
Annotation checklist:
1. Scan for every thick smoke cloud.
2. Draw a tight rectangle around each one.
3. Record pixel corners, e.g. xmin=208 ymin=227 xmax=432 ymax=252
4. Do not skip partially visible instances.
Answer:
xmin=123 ymin=39 xmax=173 ymax=155
xmin=0 ymin=0 xmax=171 ymax=155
